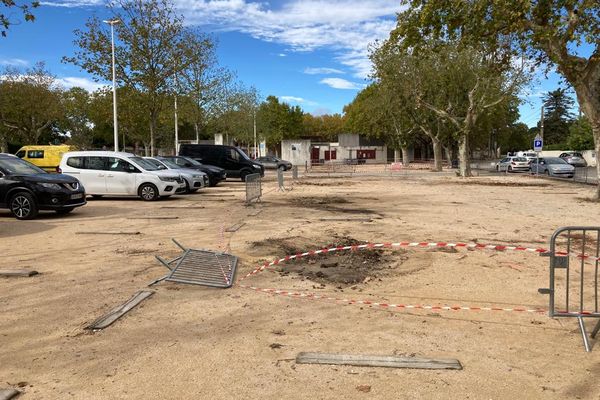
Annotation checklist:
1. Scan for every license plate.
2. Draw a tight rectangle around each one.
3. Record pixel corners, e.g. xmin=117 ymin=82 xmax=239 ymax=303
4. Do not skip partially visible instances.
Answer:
xmin=71 ymin=193 xmax=84 ymax=200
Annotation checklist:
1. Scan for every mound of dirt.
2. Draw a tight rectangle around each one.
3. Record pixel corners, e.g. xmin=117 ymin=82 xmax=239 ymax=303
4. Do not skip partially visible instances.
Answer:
xmin=288 ymin=196 xmax=377 ymax=215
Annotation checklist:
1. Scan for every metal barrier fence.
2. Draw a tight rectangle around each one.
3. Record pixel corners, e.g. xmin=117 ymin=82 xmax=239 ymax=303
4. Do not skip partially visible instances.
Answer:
xmin=305 ymin=161 xmax=443 ymax=177
xmin=539 ymin=226 xmax=600 ymax=351
xmin=245 ymin=173 xmax=262 ymax=204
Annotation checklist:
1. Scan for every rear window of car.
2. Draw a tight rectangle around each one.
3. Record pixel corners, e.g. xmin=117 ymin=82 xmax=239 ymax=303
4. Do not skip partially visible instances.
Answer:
xmin=512 ymin=157 xmax=527 ymax=162
xmin=572 ymin=153 xmax=583 ymax=157
xmin=66 ymin=157 xmax=84 ymax=169
xmin=27 ymin=150 xmax=44 ymax=158
xmin=546 ymin=157 xmax=567 ymax=164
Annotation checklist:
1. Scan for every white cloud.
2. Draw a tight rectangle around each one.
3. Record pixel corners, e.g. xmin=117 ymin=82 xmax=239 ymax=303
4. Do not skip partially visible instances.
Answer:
xmin=40 ymin=0 xmax=402 ymax=78
xmin=319 ymin=77 xmax=363 ymax=90
xmin=311 ymin=107 xmax=332 ymax=116
xmin=279 ymin=95 xmax=318 ymax=106
xmin=304 ymin=67 xmax=344 ymax=75
xmin=278 ymin=53 xmax=287 ymax=57
xmin=0 ymin=58 xmax=29 ymax=67
xmin=55 ymin=77 xmax=108 ymax=92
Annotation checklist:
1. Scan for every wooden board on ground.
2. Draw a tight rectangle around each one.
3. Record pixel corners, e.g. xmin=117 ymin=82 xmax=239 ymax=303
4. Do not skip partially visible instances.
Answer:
xmin=76 ymin=231 xmax=141 ymax=235
xmin=161 ymin=206 xmax=205 ymax=209
xmin=295 ymin=352 xmax=462 ymax=370
xmin=319 ymin=218 xmax=372 ymax=222
xmin=225 ymin=222 xmax=245 ymax=232
xmin=0 ymin=269 xmax=38 ymax=277
xmin=0 ymin=389 xmax=20 ymax=400
xmin=127 ymin=216 xmax=179 ymax=220
xmin=247 ymin=209 xmax=263 ymax=217
xmin=86 ymin=290 xmax=154 ymax=330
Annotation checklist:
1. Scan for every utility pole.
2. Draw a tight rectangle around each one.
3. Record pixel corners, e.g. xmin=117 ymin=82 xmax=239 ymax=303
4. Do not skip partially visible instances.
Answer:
xmin=540 ymin=105 xmax=545 ymax=141
xmin=253 ymin=110 xmax=257 ymax=158
xmin=103 ymin=19 xmax=121 ymax=152
xmin=174 ymin=95 xmax=179 ymax=155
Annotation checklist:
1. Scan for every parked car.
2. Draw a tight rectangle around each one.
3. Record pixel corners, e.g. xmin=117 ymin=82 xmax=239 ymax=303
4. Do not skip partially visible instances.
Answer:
xmin=144 ymin=157 xmax=208 ymax=193
xmin=530 ymin=157 xmax=575 ymax=178
xmin=158 ymin=156 xmax=226 ymax=187
xmin=256 ymin=156 xmax=293 ymax=171
xmin=59 ymin=151 xmax=186 ymax=201
xmin=0 ymin=153 xmax=86 ymax=219
xmin=495 ymin=156 xmax=530 ymax=172
xmin=15 ymin=144 xmax=74 ymax=172
xmin=559 ymin=152 xmax=587 ymax=167
xmin=516 ymin=151 xmax=538 ymax=162
xmin=179 ymin=144 xmax=264 ymax=181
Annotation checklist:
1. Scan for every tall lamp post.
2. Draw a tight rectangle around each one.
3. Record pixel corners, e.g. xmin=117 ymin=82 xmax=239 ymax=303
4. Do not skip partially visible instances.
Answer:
xmin=103 ymin=18 xmax=121 ymax=151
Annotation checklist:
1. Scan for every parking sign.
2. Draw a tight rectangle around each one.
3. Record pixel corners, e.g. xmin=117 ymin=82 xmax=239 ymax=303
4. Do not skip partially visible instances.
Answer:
xmin=533 ymin=136 xmax=543 ymax=152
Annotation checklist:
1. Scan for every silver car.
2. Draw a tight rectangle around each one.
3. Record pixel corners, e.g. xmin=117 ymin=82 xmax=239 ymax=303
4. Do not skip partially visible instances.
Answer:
xmin=530 ymin=157 xmax=574 ymax=178
xmin=495 ymin=156 xmax=530 ymax=172
xmin=559 ymin=152 xmax=587 ymax=167
xmin=144 ymin=157 xmax=208 ymax=193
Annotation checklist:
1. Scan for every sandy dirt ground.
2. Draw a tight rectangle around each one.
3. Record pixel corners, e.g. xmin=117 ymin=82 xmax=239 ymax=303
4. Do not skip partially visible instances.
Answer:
xmin=2 ymin=171 xmax=600 ymax=399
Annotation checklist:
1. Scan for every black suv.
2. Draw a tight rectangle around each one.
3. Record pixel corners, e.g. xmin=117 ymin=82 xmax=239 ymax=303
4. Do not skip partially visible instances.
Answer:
xmin=0 ymin=154 xmax=86 ymax=219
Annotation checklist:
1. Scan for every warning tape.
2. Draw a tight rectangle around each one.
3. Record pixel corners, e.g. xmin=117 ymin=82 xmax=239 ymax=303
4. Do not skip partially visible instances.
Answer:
xmin=238 ymin=241 xmax=600 ymax=283
xmin=238 ymin=284 xmax=547 ymax=314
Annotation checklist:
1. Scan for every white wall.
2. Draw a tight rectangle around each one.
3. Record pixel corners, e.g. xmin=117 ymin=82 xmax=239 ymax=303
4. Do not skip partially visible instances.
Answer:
xmin=281 ymin=139 xmax=311 ymax=166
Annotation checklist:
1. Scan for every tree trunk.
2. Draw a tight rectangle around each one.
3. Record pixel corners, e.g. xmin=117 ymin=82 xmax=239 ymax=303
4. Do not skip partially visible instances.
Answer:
xmin=401 ymin=147 xmax=410 ymax=167
xmin=431 ymin=137 xmax=443 ymax=171
xmin=394 ymin=149 xmax=401 ymax=163
xmin=143 ymin=142 xmax=150 ymax=157
xmin=149 ymin=119 xmax=155 ymax=157
xmin=571 ymin=81 xmax=600 ymax=200
xmin=0 ymin=134 xmax=7 ymax=153
xmin=194 ymin=122 xmax=200 ymax=144
xmin=444 ymin=145 xmax=452 ymax=167
xmin=458 ymin=133 xmax=471 ymax=177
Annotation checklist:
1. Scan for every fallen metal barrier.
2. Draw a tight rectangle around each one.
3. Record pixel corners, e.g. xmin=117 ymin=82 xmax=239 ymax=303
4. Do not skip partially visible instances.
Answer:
xmin=152 ymin=239 xmax=238 ymax=288
xmin=539 ymin=227 xmax=600 ymax=351
xmin=245 ymin=173 xmax=262 ymax=204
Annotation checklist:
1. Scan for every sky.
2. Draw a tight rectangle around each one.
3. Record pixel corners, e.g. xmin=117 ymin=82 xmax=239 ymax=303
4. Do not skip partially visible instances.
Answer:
xmin=0 ymin=0 xmax=583 ymax=127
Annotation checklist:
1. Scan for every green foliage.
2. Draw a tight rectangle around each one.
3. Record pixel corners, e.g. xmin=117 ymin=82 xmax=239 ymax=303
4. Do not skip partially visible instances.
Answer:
xmin=567 ymin=116 xmax=594 ymax=150
xmin=303 ymin=113 xmax=345 ymax=140
xmin=256 ymin=96 xmax=304 ymax=148
xmin=1 ymin=0 xmax=39 ymax=37
xmin=542 ymin=88 xmax=575 ymax=145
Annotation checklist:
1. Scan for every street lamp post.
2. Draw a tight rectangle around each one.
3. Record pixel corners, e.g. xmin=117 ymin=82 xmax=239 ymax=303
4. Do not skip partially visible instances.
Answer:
xmin=103 ymin=18 xmax=121 ymax=152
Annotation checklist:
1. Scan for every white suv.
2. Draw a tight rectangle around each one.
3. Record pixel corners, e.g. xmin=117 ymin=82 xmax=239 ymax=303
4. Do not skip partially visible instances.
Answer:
xmin=59 ymin=151 xmax=186 ymax=201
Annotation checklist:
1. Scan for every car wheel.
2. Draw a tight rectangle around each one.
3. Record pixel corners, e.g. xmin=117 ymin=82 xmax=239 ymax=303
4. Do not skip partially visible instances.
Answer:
xmin=56 ymin=207 xmax=74 ymax=215
xmin=495 ymin=165 xmax=499 ymax=172
xmin=138 ymin=183 xmax=159 ymax=201
xmin=508 ymin=166 xmax=513 ymax=172
xmin=208 ymin=176 xmax=217 ymax=187
xmin=184 ymin=180 xmax=191 ymax=194
xmin=240 ymin=169 xmax=251 ymax=182
xmin=545 ymin=170 xmax=550 ymax=176
xmin=277 ymin=165 xmax=285 ymax=171
xmin=10 ymin=192 xmax=38 ymax=220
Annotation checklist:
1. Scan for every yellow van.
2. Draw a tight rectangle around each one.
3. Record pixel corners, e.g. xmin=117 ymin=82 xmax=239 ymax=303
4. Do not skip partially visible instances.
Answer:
xmin=15 ymin=145 xmax=75 ymax=172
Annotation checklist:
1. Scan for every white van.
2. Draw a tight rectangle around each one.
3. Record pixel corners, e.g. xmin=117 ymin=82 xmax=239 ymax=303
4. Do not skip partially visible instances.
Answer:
xmin=58 ymin=151 xmax=186 ymax=201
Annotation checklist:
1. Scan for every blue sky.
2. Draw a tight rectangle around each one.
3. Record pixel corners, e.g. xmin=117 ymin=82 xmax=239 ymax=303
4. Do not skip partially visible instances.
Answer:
xmin=0 ymin=0 xmax=583 ymax=126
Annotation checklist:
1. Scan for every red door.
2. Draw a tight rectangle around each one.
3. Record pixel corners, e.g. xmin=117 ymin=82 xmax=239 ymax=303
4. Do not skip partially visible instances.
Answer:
xmin=311 ymin=147 xmax=320 ymax=162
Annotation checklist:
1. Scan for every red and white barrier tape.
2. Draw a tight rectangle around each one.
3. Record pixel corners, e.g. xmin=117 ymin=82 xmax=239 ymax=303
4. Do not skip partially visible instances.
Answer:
xmin=239 ymin=284 xmax=547 ymax=314
xmin=239 ymin=241 xmax=600 ymax=283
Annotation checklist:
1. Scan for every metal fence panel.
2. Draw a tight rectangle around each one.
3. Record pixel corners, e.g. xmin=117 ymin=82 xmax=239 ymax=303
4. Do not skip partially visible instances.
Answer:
xmin=245 ymin=173 xmax=262 ymax=204
xmin=539 ymin=226 xmax=600 ymax=351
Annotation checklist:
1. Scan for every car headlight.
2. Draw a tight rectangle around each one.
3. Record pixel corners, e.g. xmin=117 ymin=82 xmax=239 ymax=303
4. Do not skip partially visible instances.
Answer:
xmin=253 ymin=165 xmax=261 ymax=169
xmin=38 ymin=182 xmax=62 ymax=190
xmin=159 ymin=176 xmax=177 ymax=182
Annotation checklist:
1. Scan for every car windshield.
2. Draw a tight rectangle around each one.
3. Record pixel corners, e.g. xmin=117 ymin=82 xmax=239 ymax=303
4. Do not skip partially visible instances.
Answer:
xmin=160 ymin=159 xmax=182 ymax=169
xmin=546 ymin=157 xmax=568 ymax=164
xmin=512 ymin=157 xmax=527 ymax=162
xmin=129 ymin=157 xmax=160 ymax=171
xmin=144 ymin=158 xmax=167 ymax=169
xmin=179 ymin=157 xmax=203 ymax=166
xmin=0 ymin=157 xmax=46 ymax=175
xmin=237 ymin=149 xmax=252 ymax=161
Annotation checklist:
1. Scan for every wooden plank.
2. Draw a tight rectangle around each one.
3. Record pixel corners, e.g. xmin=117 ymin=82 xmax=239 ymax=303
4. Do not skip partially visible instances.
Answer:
xmin=86 ymin=290 xmax=154 ymax=330
xmin=0 ymin=269 xmax=38 ymax=277
xmin=0 ymin=389 xmax=20 ymax=400
xmin=319 ymin=218 xmax=372 ymax=222
xmin=295 ymin=352 xmax=462 ymax=370
xmin=76 ymin=231 xmax=141 ymax=235
xmin=247 ymin=209 xmax=263 ymax=217
xmin=127 ymin=216 xmax=179 ymax=220
xmin=161 ymin=206 xmax=205 ymax=209
xmin=225 ymin=222 xmax=245 ymax=232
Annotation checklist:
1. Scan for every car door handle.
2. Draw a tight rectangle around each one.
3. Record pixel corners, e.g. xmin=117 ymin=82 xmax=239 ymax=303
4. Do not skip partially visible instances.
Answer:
xmin=107 ymin=174 xmax=114 ymax=178
xmin=98 ymin=173 xmax=105 ymax=177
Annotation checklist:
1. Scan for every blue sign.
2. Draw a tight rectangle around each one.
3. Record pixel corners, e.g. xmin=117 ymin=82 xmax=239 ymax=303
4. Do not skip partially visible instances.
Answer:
xmin=533 ymin=136 xmax=543 ymax=151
